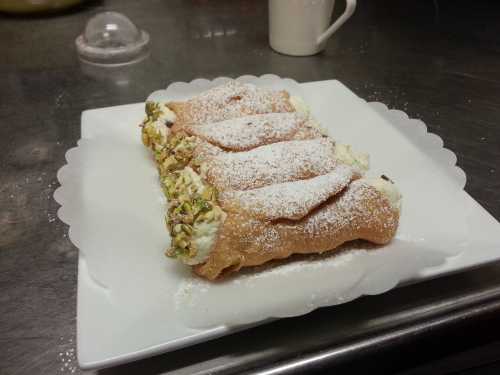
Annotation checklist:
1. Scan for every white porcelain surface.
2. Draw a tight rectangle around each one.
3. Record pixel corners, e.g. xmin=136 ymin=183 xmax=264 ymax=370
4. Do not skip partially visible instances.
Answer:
xmin=53 ymin=75 xmax=500 ymax=369
xmin=269 ymin=0 xmax=357 ymax=56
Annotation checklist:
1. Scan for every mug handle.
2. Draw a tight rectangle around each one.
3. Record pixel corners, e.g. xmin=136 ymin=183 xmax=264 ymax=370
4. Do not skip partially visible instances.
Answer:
xmin=317 ymin=0 xmax=357 ymax=45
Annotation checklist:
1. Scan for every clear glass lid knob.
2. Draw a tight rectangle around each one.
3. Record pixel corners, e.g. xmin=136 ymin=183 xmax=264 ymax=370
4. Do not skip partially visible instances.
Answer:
xmin=76 ymin=11 xmax=150 ymax=65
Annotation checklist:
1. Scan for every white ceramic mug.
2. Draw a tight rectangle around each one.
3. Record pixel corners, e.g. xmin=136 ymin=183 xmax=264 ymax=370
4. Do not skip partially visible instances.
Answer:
xmin=269 ymin=0 xmax=357 ymax=56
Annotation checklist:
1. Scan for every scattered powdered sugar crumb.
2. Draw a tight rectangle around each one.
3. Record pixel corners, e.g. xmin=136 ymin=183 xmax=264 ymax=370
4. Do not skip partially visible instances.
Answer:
xmin=302 ymin=179 xmax=397 ymax=235
xmin=220 ymin=163 xmax=354 ymax=220
xmin=173 ymin=246 xmax=380 ymax=327
xmin=175 ymin=247 xmax=365 ymax=301
xmin=257 ymin=249 xmax=361 ymax=276
xmin=175 ymin=81 xmax=293 ymax=125
xmin=227 ymin=180 xmax=396 ymax=256
xmin=193 ymin=139 xmax=224 ymax=165
xmin=187 ymin=112 xmax=308 ymax=150
xmin=248 ymin=225 xmax=281 ymax=252
xmin=57 ymin=336 xmax=78 ymax=373
xmin=206 ymin=138 xmax=337 ymax=190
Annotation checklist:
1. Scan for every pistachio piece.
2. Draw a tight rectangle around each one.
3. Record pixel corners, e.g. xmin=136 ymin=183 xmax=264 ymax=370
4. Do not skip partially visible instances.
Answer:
xmin=191 ymin=156 xmax=201 ymax=168
xmin=166 ymin=246 xmax=187 ymax=258
xmin=172 ymin=205 xmax=184 ymax=216
xmin=177 ymin=193 xmax=190 ymax=203
xmin=193 ymin=198 xmax=211 ymax=213
xmin=145 ymin=101 xmax=156 ymax=117
xmin=156 ymin=149 xmax=167 ymax=162
xmin=161 ymin=155 xmax=179 ymax=173
xmin=176 ymin=239 xmax=189 ymax=249
xmin=162 ymin=175 xmax=175 ymax=188
xmin=141 ymin=131 xmax=150 ymax=147
xmin=183 ymin=214 xmax=195 ymax=225
xmin=145 ymin=101 xmax=162 ymax=121
xmin=203 ymin=210 xmax=216 ymax=222
xmin=181 ymin=201 xmax=192 ymax=213
xmin=168 ymin=199 xmax=180 ymax=210
xmin=182 ymin=173 xmax=192 ymax=185
xmin=181 ymin=224 xmax=193 ymax=235
xmin=167 ymin=187 xmax=177 ymax=199
xmin=186 ymin=245 xmax=197 ymax=258
xmin=201 ymin=186 xmax=217 ymax=201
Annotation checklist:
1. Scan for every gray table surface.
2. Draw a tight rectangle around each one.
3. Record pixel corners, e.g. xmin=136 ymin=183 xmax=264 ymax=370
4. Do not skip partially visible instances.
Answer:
xmin=1 ymin=0 xmax=499 ymax=374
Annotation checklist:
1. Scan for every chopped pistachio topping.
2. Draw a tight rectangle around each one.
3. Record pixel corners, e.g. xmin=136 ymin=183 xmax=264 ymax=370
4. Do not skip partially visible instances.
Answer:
xmin=145 ymin=101 xmax=163 ymax=121
xmin=163 ymin=167 xmax=223 ymax=261
xmin=141 ymin=101 xmax=176 ymax=149
xmin=141 ymin=103 xmax=219 ymax=263
xmin=157 ymin=132 xmax=196 ymax=176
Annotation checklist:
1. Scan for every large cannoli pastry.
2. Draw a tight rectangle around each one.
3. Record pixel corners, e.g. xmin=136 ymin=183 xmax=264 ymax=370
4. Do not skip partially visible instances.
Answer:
xmin=140 ymin=81 xmax=299 ymax=153
xmin=196 ymin=177 xmax=401 ymax=280
xmin=184 ymin=112 xmax=322 ymax=151
xmin=153 ymin=112 xmax=327 ymax=178
xmin=141 ymin=81 xmax=400 ymax=280
xmin=162 ymin=163 xmax=400 ymax=279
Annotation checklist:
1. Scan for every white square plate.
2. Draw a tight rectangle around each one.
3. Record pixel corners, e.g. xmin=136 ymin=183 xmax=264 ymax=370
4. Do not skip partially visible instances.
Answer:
xmin=54 ymin=76 xmax=500 ymax=369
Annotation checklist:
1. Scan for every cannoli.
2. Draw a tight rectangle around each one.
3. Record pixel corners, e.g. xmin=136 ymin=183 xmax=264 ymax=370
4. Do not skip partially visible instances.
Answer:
xmin=140 ymin=101 xmax=176 ymax=152
xmin=184 ymin=112 xmax=322 ymax=151
xmin=163 ymin=163 xmax=400 ymax=279
xmin=196 ymin=177 xmax=401 ymax=279
xmin=201 ymin=138 xmax=342 ymax=191
xmin=167 ymin=80 xmax=295 ymax=131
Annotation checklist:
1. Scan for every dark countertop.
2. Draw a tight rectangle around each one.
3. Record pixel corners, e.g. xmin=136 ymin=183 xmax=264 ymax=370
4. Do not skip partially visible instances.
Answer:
xmin=1 ymin=0 xmax=499 ymax=374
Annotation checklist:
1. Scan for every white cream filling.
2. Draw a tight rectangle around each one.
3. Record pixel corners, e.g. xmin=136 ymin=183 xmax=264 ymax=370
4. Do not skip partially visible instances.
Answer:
xmin=290 ymin=95 xmax=310 ymax=116
xmin=307 ymin=118 xmax=329 ymax=135
xmin=290 ymin=95 xmax=329 ymax=135
xmin=367 ymin=177 xmax=402 ymax=211
xmin=182 ymin=166 xmax=205 ymax=194
xmin=159 ymin=105 xmax=177 ymax=124
xmin=177 ymin=167 xmax=225 ymax=265
xmin=185 ymin=212 xmax=225 ymax=265
xmin=151 ymin=120 xmax=168 ymax=141
xmin=146 ymin=103 xmax=176 ymax=144
xmin=334 ymin=144 xmax=369 ymax=173
xmin=199 ymin=161 xmax=209 ymax=179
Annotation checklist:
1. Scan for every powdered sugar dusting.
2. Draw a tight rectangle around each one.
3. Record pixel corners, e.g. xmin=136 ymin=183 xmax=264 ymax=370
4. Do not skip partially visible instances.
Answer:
xmin=171 ymin=81 xmax=294 ymax=126
xmin=220 ymin=164 xmax=355 ymax=221
xmin=186 ymin=112 xmax=310 ymax=151
xmin=193 ymin=138 xmax=223 ymax=160
xmin=235 ymin=180 xmax=398 ymax=261
xmin=205 ymin=138 xmax=338 ymax=191
xmin=303 ymin=179 xmax=398 ymax=236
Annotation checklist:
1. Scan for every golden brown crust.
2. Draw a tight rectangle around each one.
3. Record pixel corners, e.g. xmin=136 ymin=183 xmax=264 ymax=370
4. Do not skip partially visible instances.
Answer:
xmin=194 ymin=181 xmax=399 ymax=280
xmin=202 ymin=138 xmax=339 ymax=191
xmin=218 ymin=164 xmax=358 ymax=221
xmin=167 ymin=81 xmax=294 ymax=131
xmin=183 ymin=113 xmax=316 ymax=152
